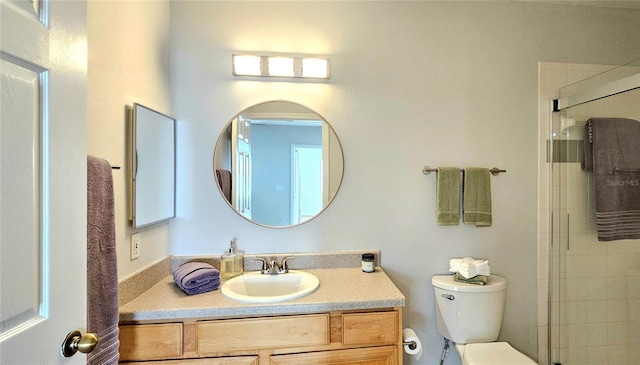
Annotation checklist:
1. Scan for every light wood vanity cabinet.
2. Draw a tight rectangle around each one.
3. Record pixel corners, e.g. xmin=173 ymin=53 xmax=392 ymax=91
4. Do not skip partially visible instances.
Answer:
xmin=119 ymin=308 xmax=402 ymax=365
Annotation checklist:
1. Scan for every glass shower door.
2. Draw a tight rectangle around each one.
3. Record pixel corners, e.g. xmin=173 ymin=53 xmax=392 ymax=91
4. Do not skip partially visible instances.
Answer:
xmin=550 ymin=63 xmax=640 ymax=365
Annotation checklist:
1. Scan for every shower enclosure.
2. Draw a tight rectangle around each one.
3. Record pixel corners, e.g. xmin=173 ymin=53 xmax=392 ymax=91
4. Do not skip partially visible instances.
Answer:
xmin=548 ymin=59 xmax=640 ymax=365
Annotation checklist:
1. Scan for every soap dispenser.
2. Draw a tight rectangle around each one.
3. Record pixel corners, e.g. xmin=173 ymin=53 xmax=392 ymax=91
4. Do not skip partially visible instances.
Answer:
xmin=221 ymin=239 xmax=244 ymax=281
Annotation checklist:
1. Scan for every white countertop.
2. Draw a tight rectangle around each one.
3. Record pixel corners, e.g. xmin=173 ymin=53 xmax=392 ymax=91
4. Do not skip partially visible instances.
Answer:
xmin=119 ymin=267 xmax=405 ymax=322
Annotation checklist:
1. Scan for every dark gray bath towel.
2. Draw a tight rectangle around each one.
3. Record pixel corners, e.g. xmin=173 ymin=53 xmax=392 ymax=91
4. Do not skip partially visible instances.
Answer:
xmin=215 ymin=168 xmax=232 ymax=203
xmin=582 ymin=118 xmax=640 ymax=241
xmin=87 ymin=156 xmax=119 ymax=365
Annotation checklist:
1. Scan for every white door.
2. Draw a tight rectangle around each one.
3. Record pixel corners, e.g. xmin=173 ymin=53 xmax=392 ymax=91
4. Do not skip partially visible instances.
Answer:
xmin=1 ymin=0 xmax=88 ymax=364
xmin=291 ymin=145 xmax=322 ymax=224
xmin=231 ymin=116 xmax=252 ymax=220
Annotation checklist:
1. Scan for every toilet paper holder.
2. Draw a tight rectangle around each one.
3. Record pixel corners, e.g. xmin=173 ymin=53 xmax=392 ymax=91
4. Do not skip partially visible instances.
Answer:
xmin=402 ymin=340 xmax=417 ymax=350
xmin=402 ymin=328 xmax=423 ymax=360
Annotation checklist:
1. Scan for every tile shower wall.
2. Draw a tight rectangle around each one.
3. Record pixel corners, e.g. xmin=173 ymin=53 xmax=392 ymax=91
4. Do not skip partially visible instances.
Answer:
xmin=538 ymin=63 xmax=640 ymax=365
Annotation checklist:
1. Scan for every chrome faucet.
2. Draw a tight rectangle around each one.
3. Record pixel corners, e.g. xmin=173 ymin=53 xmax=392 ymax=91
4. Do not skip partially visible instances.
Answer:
xmin=255 ymin=256 xmax=293 ymax=274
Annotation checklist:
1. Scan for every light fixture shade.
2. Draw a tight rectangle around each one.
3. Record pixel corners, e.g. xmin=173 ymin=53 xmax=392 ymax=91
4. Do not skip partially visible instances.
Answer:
xmin=232 ymin=53 xmax=329 ymax=79
xmin=267 ymin=57 xmax=295 ymax=77
xmin=232 ymin=55 xmax=262 ymax=76
xmin=302 ymin=58 xmax=329 ymax=78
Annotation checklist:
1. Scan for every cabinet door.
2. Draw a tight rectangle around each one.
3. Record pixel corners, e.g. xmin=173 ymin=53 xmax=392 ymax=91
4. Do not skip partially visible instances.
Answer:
xmin=119 ymin=323 xmax=183 ymax=361
xmin=342 ymin=312 xmax=398 ymax=346
xmin=121 ymin=357 xmax=258 ymax=365
xmin=270 ymin=345 xmax=398 ymax=365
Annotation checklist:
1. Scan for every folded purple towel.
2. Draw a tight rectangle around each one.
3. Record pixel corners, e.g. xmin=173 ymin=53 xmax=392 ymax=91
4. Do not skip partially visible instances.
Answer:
xmin=172 ymin=262 xmax=221 ymax=295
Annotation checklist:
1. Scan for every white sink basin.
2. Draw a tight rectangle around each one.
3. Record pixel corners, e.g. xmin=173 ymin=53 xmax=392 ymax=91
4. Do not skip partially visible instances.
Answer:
xmin=221 ymin=270 xmax=320 ymax=303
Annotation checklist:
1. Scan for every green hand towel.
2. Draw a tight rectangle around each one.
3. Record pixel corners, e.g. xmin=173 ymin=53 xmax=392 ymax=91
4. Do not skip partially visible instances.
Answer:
xmin=463 ymin=167 xmax=492 ymax=227
xmin=436 ymin=167 xmax=461 ymax=226
xmin=453 ymin=272 xmax=488 ymax=285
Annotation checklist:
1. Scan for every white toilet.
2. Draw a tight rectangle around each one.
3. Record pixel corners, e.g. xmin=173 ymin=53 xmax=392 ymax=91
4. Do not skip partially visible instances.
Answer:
xmin=432 ymin=274 xmax=537 ymax=365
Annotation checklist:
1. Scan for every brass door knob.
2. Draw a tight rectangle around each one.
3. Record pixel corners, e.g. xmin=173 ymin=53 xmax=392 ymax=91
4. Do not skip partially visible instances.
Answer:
xmin=61 ymin=330 xmax=99 ymax=357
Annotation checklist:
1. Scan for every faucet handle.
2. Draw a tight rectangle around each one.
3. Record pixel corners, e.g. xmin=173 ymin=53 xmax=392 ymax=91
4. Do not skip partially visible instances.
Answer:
xmin=254 ymin=257 xmax=270 ymax=274
xmin=279 ymin=256 xmax=294 ymax=273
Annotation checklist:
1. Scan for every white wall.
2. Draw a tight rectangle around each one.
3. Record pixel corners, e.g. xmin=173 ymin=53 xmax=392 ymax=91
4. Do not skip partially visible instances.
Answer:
xmin=87 ymin=0 xmax=172 ymax=280
xmin=168 ymin=2 xmax=639 ymax=364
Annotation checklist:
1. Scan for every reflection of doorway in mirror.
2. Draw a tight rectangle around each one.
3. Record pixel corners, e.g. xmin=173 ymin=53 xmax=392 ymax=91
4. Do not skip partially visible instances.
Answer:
xmin=291 ymin=145 xmax=322 ymax=224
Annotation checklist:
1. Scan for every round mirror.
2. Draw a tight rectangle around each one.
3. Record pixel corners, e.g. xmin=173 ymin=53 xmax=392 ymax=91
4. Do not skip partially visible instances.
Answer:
xmin=213 ymin=101 xmax=344 ymax=228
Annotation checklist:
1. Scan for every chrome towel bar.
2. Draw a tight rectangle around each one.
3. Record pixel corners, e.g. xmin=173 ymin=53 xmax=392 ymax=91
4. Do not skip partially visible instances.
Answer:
xmin=422 ymin=166 xmax=506 ymax=176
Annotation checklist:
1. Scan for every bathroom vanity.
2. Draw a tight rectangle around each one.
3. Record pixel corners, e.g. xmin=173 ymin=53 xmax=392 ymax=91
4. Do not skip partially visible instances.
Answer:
xmin=118 ymin=266 xmax=405 ymax=364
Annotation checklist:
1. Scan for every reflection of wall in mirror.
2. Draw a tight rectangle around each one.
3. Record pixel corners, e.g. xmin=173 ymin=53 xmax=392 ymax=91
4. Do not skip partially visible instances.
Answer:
xmin=324 ymin=125 xmax=343 ymax=206
xmin=252 ymin=124 xmax=322 ymax=226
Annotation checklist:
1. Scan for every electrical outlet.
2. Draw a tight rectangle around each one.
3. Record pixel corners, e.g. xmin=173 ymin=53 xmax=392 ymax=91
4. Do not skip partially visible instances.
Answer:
xmin=130 ymin=233 xmax=140 ymax=260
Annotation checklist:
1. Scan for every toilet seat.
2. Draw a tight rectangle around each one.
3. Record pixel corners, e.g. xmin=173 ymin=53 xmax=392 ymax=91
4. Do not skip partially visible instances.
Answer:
xmin=461 ymin=342 xmax=537 ymax=365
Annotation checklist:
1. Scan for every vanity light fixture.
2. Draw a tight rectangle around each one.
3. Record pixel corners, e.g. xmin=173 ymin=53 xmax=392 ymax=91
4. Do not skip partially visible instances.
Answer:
xmin=232 ymin=54 xmax=330 ymax=79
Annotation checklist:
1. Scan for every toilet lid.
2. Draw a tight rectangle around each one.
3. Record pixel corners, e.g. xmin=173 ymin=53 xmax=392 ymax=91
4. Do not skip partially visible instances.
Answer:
xmin=463 ymin=342 xmax=537 ymax=365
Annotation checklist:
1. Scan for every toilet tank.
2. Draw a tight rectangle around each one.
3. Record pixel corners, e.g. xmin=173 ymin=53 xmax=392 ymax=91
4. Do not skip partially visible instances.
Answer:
xmin=432 ymin=275 xmax=507 ymax=344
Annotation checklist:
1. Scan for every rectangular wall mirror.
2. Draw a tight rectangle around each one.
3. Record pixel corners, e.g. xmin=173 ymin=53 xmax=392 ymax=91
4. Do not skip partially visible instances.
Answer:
xmin=128 ymin=103 xmax=176 ymax=228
